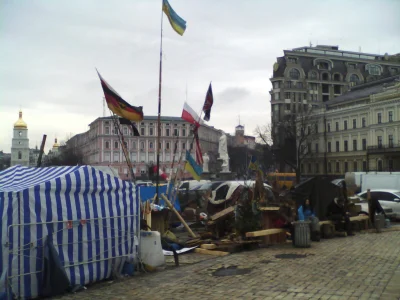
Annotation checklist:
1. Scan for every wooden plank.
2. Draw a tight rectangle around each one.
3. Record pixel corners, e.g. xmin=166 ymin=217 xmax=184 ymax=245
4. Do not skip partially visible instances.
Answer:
xmin=210 ymin=206 xmax=235 ymax=221
xmin=161 ymin=194 xmax=197 ymax=238
xmin=319 ymin=220 xmax=334 ymax=225
xmin=200 ymin=244 xmax=217 ymax=250
xmin=245 ymin=228 xmax=286 ymax=238
xmin=259 ymin=207 xmax=280 ymax=211
xmin=349 ymin=215 xmax=369 ymax=221
xmin=194 ymin=248 xmax=229 ymax=256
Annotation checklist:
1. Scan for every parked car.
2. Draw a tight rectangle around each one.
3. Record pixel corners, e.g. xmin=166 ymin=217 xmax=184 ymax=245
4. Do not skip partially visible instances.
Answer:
xmin=357 ymin=189 xmax=400 ymax=220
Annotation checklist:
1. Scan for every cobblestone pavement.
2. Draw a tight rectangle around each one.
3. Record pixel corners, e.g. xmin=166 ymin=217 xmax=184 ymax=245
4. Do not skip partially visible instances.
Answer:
xmin=56 ymin=231 xmax=400 ymax=300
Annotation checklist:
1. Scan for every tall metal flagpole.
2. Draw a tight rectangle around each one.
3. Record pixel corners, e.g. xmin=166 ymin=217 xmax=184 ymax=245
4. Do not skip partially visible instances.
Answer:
xmin=156 ymin=1 xmax=164 ymax=204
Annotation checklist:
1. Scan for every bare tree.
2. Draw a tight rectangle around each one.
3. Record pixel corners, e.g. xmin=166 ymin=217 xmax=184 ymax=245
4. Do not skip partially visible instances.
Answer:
xmin=280 ymin=107 xmax=320 ymax=183
xmin=254 ymin=124 xmax=273 ymax=145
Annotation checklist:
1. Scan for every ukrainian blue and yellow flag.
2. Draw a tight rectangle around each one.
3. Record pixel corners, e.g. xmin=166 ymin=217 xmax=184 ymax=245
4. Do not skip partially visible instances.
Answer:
xmin=162 ymin=0 xmax=187 ymax=36
xmin=184 ymin=150 xmax=203 ymax=180
xmin=248 ymin=155 xmax=259 ymax=171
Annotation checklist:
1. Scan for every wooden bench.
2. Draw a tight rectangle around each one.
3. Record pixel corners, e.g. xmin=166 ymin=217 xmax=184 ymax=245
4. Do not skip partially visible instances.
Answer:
xmin=319 ymin=215 xmax=369 ymax=230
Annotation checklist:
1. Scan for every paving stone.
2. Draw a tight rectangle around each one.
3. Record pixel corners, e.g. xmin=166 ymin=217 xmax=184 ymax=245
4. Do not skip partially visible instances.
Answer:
xmin=53 ymin=231 xmax=400 ymax=300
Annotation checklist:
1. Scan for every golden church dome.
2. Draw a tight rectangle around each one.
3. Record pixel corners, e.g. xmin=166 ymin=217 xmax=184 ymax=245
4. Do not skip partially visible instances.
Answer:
xmin=53 ymin=138 xmax=60 ymax=148
xmin=14 ymin=110 xmax=27 ymax=129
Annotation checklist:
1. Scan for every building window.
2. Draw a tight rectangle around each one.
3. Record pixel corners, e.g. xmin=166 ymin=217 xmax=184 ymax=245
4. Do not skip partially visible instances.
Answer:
xmin=377 ymin=136 xmax=382 ymax=148
xmin=378 ymin=160 xmax=383 ymax=172
xmin=344 ymin=120 xmax=347 ymax=130
xmin=310 ymin=72 xmax=317 ymax=80
xmin=182 ymin=142 xmax=186 ymax=149
xmin=327 ymin=123 xmax=331 ymax=132
xmin=336 ymin=141 xmax=339 ymax=152
xmin=114 ymin=141 xmax=119 ymax=149
xmin=288 ymin=57 xmax=297 ymax=63
xmin=353 ymin=161 xmax=357 ymax=172
xmin=335 ymin=122 xmax=339 ymax=131
xmin=149 ymin=142 xmax=153 ymax=149
xmin=335 ymin=162 xmax=340 ymax=173
xmin=344 ymin=140 xmax=348 ymax=152
xmin=105 ymin=141 xmax=110 ymax=149
xmin=327 ymin=142 xmax=331 ymax=152
xmin=377 ymin=113 xmax=382 ymax=124
xmin=362 ymin=161 xmax=367 ymax=172
xmin=123 ymin=141 xmax=127 ymax=149
xmin=113 ymin=152 xmax=119 ymax=162
xmin=344 ymin=162 xmax=348 ymax=173
xmin=389 ymin=111 xmax=393 ymax=122
xmin=166 ymin=128 xmax=170 ymax=136
xmin=132 ymin=141 xmax=136 ymax=149
xmin=286 ymin=104 xmax=290 ymax=110
xmin=315 ymin=143 xmax=319 ymax=153
xmin=333 ymin=74 xmax=341 ymax=81
xmin=123 ymin=127 xmax=128 ymax=135
xmin=328 ymin=162 xmax=332 ymax=173
xmin=362 ymin=139 xmax=367 ymax=151
xmin=289 ymin=68 xmax=300 ymax=79
xmin=322 ymin=73 xmax=329 ymax=81
xmin=273 ymin=81 xmax=280 ymax=89
xmin=389 ymin=135 xmax=393 ymax=148
xmin=366 ymin=64 xmax=381 ymax=76
xmin=140 ymin=142 xmax=145 ymax=149
xmin=297 ymin=82 xmax=303 ymax=88
xmin=18 ymin=151 xmax=22 ymax=160
xmin=353 ymin=140 xmax=357 ymax=151
xmin=348 ymin=63 xmax=356 ymax=70
xmin=319 ymin=62 xmax=329 ymax=70
xmin=149 ymin=128 xmax=154 ymax=136
xmin=105 ymin=127 xmax=110 ymax=135
xmin=140 ymin=127 xmax=145 ymax=136
xmin=166 ymin=142 xmax=170 ymax=150
xmin=362 ymin=117 xmax=366 ymax=127
xmin=334 ymin=85 xmax=341 ymax=94
xmin=353 ymin=119 xmax=356 ymax=129
xmin=350 ymin=74 xmax=360 ymax=84
xmin=389 ymin=159 xmax=393 ymax=170
xmin=274 ymin=93 xmax=280 ymax=101
xmin=174 ymin=128 xmax=179 ymax=137
xmin=286 ymin=81 xmax=293 ymax=88
xmin=182 ymin=129 xmax=186 ymax=136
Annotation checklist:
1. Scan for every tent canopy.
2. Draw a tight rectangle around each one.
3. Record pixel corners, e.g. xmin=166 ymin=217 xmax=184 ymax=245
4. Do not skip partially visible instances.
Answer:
xmin=0 ymin=165 xmax=139 ymax=299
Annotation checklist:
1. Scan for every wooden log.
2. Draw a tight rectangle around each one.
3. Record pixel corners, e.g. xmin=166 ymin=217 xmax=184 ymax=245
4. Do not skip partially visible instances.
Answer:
xmin=194 ymin=248 xmax=229 ymax=256
xmin=245 ymin=228 xmax=286 ymax=238
xmin=349 ymin=215 xmax=369 ymax=221
xmin=210 ymin=206 xmax=235 ymax=221
xmin=258 ymin=207 xmax=280 ymax=211
xmin=319 ymin=220 xmax=334 ymax=225
xmin=161 ymin=194 xmax=197 ymax=238
xmin=200 ymin=244 xmax=217 ymax=250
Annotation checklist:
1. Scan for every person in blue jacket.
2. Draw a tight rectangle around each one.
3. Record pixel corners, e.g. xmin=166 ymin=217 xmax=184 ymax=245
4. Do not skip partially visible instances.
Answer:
xmin=298 ymin=199 xmax=315 ymax=221
xmin=298 ymin=198 xmax=321 ymax=241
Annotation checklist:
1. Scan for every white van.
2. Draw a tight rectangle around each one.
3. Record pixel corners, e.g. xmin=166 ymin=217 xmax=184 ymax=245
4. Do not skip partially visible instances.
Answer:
xmin=179 ymin=180 xmax=210 ymax=191
xmin=361 ymin=174 xmax=400 ymax=192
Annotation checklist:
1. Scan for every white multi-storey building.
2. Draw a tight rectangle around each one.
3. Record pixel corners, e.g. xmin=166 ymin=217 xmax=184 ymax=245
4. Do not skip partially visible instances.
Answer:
xmin=67 ymin=116 xmax=223 ymax=180
xmin=11 ymin=110 xmax=30 ymax=167
xmin=300 ymin=76 xmax=400 ymax=176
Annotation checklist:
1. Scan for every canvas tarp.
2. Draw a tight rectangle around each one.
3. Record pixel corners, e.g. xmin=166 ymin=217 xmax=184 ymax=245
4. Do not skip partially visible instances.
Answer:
xmin=0 ymin=165 xmax=139 ymax=299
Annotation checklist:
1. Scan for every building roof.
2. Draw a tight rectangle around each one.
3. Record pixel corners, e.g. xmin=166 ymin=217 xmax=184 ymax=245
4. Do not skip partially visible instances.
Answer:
xmin=325 ymin=75 xmax=400 ymax=107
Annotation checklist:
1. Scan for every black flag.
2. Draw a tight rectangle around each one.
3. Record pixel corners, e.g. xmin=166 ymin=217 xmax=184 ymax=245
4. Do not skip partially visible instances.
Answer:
xmin=119 ymin=118 xmax=140 ymax=136
xmin=202 ymin=83 xmax=213 ymax=121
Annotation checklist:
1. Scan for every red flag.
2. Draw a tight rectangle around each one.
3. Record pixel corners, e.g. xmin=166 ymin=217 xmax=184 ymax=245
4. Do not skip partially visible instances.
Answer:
xmin=202 ymin=83 xmax=213 ymax=121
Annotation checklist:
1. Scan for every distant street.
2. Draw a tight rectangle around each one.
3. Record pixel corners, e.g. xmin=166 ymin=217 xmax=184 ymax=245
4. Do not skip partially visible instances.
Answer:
xmin=55 ymin=230 xmax=400 ymax=300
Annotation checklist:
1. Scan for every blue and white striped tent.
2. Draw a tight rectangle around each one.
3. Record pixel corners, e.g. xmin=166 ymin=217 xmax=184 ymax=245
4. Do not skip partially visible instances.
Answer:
xmin=0 ymin=165 xmax=139 ymax=299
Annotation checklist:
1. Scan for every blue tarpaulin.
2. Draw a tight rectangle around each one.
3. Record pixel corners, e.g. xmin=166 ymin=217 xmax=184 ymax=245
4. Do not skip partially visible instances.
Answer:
xmin=138 ymin=185 xmax=181 ymax=211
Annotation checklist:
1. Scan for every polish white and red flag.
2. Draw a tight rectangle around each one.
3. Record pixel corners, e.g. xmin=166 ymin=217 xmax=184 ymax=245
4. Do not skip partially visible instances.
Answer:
xmin=153 ymin=166 xmax=168 ymax=180
xmin=181 ymin=102 xmax=202 ymax=128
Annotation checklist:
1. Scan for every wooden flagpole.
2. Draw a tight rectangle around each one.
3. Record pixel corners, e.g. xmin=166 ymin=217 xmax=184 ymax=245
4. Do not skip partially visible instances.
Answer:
xmin=155 ymin=0 xmax=164 ymax=204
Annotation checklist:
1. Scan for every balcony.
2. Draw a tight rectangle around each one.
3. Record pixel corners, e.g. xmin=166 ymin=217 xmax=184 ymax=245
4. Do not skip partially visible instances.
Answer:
xmin=367 ymin=143 xmax=400 ymax=154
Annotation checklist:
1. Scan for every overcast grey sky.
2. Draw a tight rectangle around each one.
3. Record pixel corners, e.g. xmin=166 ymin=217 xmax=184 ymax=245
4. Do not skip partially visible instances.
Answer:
xmin=1 ymin=0 xmax=399 ymax=153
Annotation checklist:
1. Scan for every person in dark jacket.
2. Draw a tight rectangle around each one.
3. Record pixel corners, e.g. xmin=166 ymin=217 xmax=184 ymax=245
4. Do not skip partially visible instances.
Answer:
xmin=326 ymin=197 xmax=354 ymax=236
xmin=276 ymin=199 xmax=297 ymax=244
